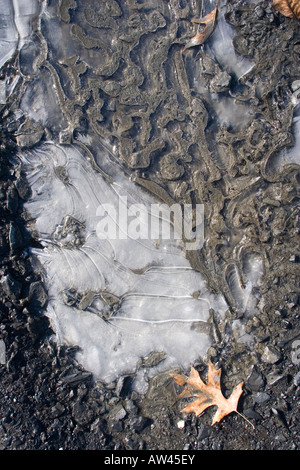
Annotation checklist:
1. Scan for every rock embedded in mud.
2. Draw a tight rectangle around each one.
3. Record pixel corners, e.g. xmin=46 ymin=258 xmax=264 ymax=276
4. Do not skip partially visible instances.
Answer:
xmin=128 ymin=415 xmax=151 ymax=434
xmin=1 ymin=273 xmax=22 ymax=301
xmin=6 ymin=186 xmax=19 ymax=213
xmin=8 ymin=223 xmax=23 ymax=252
xmin=210 ymin=70 xmax=231 ymax=93
xmin=159 ymin=154 xmax=185 ymax=180
xmin=109 ymin=403 xmax=127 ymax=422
xmin=28 ymin=281 xmax=47 ymax=309
xmin=143 ymin=351 xmax=167 ymax=368
xmin=72 ymin=401 xmax=95 ymax=426
xmin=246 ymin=365 xmax=266 ymax=392
xmin=261 ymin=345 xmax=282 ymax=364
xmin=16 ymin=120 xmax=44 ymax=148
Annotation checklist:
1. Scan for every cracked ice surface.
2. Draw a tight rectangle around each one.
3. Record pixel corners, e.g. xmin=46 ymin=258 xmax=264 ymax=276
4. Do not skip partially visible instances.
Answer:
xmin=0 ymin=0 xmax=39 ymax=68
xmin=6 ymin=0 xmax=299 ymax=392
xmin=19 ymin=139 xmax=227 ymax=391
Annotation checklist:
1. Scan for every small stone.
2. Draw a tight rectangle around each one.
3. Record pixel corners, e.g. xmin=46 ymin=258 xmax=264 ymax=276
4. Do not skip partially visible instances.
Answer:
xmin=291 ymin=80 xmax=300 ymax=92
xmin=254 ymin=392 xmax=270 ymax=404
xmin=246 ymin=365 xmax=266 ymax=391
xmin=0 ymin=339 xmax=6 ymax=364
xmin=124 ymin=398 xmax=138 ymax=414
xmin=29 ymin=281 xmax=48 ymax=309
xmin=243 ymin=408 xmax=263 ymax=421
xmin=129 ymin=415 xmax=150 ymax=433
xmin=109 ymin=403 xmax=127 ymax=421
xmin=110 ymin=420 xmax=123 ymax=433
xmin=6 ymin=186 xmax=19 ymax=213
xmin=210 ymin=71 xmax=231 ymax=93
xmin=72 ymin=402 xmax=95 ymax=426
xmin=198 ymin=423 xmax=211 ymax=440
xmin=9 ymin=223 xmax=23 ymax=252
xmin=254 ymin=5 xmax=265 ymax=18
xmin=51 ymin=402 xmax=65 ymax=418
xmin=1 ymin=274 xmax=22 ymax=301
xmin=15 ymin=176 xmax=31 ymax=200
xmin=78 ymin=291 xmax=94 ymax=310
xmin=143 ymin=351 xmax=167 ymax=368
xmin=261 ymin=345 xmax=281 ymax=364
xmin=16 ymin=120 xmax=44 ymax=148
xmin=59 ymin=371 xmax=92 ymax=387
xmin=176 ymin=419 xmax=185 ymax=429
xmin=267 ymin=372 xmax=285 ymax=386
xmin=293 ymin=371 xmax=300 ymax=387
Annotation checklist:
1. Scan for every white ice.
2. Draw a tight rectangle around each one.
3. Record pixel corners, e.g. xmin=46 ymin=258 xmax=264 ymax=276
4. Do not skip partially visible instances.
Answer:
xmin=0 ymin=0 xmax=39 ymax=68
xmin=20 ymin=140 xmax=228 ymax=392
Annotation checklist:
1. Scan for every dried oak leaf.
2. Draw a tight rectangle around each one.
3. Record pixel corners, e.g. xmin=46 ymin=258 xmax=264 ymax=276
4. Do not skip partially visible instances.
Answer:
xmin=171 ymin=361 xmax=244 ymax=426
xmin=272 ymin=0 xmax=300 ymax=19
xmin=182 ymin=7 xmax=218 ymax=52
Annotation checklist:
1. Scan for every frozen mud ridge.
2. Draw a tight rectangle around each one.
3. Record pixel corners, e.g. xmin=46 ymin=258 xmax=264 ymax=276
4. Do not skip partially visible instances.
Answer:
xmin=1 ymin=0 xmax=299 ymax=391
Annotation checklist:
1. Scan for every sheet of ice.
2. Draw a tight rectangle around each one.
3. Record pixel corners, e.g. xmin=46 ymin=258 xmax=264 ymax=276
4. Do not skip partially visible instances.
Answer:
xmin=191 ymin=0 xmax=254 ymax=131
xmin=20 ymin=68 xmax=67 ymax=132
xmin=0 ymin=0 xmax=18 ymax=68
xmin=0 ymin=0 xmax=39 ymax=68
xmin=203 ymin=0 xmax=254 ymax=79
xmin=19 ymin=140 xmax=228 ymax=391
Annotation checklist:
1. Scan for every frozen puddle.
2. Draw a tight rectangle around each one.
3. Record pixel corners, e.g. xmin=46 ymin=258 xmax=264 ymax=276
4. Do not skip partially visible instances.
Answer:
xmin=3 ymin=0 xmax=292 ymax=392
xmin=20 ymin=139 xmax=227 ymax=391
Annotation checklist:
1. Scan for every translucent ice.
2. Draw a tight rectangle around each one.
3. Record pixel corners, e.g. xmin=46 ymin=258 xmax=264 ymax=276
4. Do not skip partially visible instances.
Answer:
xmin=203 ymin=0 xmax=254 ymax=79
xmin=0 ymin=0 xmax=39 ymax=67
xmin=20 ymin=140 xmax=227 ymax=391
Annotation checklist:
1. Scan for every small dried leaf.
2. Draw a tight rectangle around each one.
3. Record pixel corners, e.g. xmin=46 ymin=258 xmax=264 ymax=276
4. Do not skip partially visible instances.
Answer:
xmin=171 ymin=361 xmax=244 ymax=426
xmin=272 ymin=0 xmax=300 ymax=19
xmin=182 ymin=7 xmax=218 ymax=52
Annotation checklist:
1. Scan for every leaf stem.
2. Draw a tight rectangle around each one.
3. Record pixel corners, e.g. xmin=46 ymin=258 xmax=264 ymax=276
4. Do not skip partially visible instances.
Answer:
xmin=235 ymin=410 xmax=255 ymax=429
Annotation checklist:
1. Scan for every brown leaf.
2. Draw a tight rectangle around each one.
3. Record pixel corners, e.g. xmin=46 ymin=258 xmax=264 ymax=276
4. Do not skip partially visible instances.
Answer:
xmin=171 ymin=361 xmax=245 ymax=426
xmin=182 ymin=7 xmax=218 ymax=52
xmin=272 ymin=0 xmax=300 ymax=19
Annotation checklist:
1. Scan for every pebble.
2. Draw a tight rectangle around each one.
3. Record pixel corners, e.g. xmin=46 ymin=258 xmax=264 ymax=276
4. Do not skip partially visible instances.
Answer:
xmin=197 ymin=423 xmax=211 ymax=440
xmin=9 ymin=223 xmax=23 ymax=252
xmin=254 ymin=392 xmax=270 ymax=404
xmin=261 ymin=345 xmax=281 ymax=364
xmin=128 ymin=415 xmax=150 ymax=433
xmin=15 ymin=175 xmax=31 ymax=200
xmin=109 ymin=403 xmax=127 ymax=421
xmin=210 ymin=70 xmax=231 ymax=93
xmin=143 ymin=351 xmax=167 ymax=368
xmin=51 ymin=402 xmax=65 ymax=418
xmin=254 ymin=5 xmax=265 ymax=18
xmin=244 ymin=408 xmax=263 ymax=421
xmin=72 ymin=401 xmax=95 ymax=426
xmin=267 ymin=372 xmax=285 ymax=386
xmin=293 ymin=371 xmax=300 ymax=386
xmin=6 ymin=187 xmax=19 ymax=213
xmin=1 ymin=273 xmax=22 ymax=301
xmin=246 ymin=365 xmax=266 ymax=391
xmin=28 ymin=281 xmax=48 ymax=309
xmin=176 ymin=419 xmax=185 ymax=429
